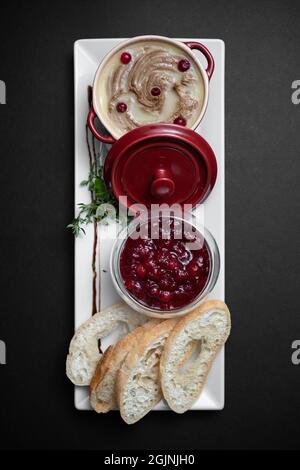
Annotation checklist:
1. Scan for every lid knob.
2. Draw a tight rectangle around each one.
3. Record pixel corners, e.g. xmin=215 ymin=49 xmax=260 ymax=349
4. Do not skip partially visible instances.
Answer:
xmin=150 ymin=168 xmax=175 ymax=199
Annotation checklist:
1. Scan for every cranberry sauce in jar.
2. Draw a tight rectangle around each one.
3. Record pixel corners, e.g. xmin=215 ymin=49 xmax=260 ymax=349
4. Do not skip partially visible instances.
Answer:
xmin=119 ymin=218 xmax=211 ymax=311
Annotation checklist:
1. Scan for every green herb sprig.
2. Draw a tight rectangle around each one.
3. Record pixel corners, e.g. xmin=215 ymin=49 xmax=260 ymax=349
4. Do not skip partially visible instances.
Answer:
xmin=67 ymin=125 xmax=121 ymax=236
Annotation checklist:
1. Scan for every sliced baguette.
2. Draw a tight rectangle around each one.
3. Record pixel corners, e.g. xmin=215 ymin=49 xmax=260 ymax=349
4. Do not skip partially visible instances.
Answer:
xmin=89 ymin=345 xmax=115 ymax=412
xmin=117 ymin=318 xmax=178 ymax=424
xmin=66 ymin=302 xmax=147 ymax=386
xmin=90 ymin=319 xmax=161 ymax=413
xmin=160 ymin=300 xmax=231 ymax=413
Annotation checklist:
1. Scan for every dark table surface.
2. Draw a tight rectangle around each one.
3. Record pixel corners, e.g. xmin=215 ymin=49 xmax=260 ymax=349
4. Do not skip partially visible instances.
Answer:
xmin=0 ymin=0 xmax=300 ymax=450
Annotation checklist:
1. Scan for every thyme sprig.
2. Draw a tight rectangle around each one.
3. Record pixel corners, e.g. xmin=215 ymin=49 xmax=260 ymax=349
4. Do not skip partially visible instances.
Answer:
xmin=67 ymin=125 xmax=120 ymax=236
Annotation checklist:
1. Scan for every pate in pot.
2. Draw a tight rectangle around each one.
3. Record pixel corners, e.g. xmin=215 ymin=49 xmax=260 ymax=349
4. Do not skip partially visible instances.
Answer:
xmin=97 ymin=39 xmax=205 ymax=135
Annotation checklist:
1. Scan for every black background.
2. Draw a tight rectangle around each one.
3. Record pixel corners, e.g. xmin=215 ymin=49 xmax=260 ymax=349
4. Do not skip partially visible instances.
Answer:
xmin=0 ymin=0 xmax=300 ymax=451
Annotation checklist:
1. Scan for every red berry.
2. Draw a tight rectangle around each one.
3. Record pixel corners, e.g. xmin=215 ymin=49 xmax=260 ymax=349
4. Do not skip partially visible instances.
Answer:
xmin=173 ymin=116 xmax=186 ymax=126
xmin=148 ymin=267 xmax=161 ymax=281
xmin=159 ymin=290 xmax=172 ymax=303
xmin=178 ymin=59 xmax=190 ymax=72
xmin=187 ymin=262 xmax=200 ymax=276
xmin=125 ymin=279 xmax=135 ymax=291
xmin=183 ymin=281 xmax=193 ymax=293
xmin=174 ymin=287 xmax=186 ymax=299
xmin=120 ymin=52 xmax=131 ymax=64
xmin=151 ymin=86 xmax=161 ymax=96
xmin=159 ymin=273 xmax=176 ymax=291
xmin=135 ymin=291 xmax=144 ymax=300
xmin=175 ymin=269 xmax=189 ymax=282
xmin=116 ymin=102 xmax=127 ymax=113
xmin=144 ymin=258 xmax=157 ymax=271
xmin=149 ymin=285 xmax=160 ymax=297
xmin=167 ymin=259 xmax=178 ymax=271
xmin=136 ymin=263 xmax=146 ymax=279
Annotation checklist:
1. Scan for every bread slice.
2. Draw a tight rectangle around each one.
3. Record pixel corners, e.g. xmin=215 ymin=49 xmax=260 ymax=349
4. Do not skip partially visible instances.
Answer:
xmin=117 ymin=318 xmax=178 ymax=424
xmin=90 ymin=319 xmax=161 ymax=413
xmin=89 ymin=345 xmax=115 ymax=412
xmin=160 ymin=300 xmax=231 ymax=413
xmin=66 ymin=302 xmax=147 ymax=386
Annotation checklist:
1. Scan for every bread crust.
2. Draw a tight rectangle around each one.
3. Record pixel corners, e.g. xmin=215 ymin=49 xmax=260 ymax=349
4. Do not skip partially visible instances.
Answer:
xmin=90 ymin=319 xmax=160 ymax=413
xmin=117 ymin=318 xmax=178 ymax=424
xmin=89 ymin=345 xmax=115 ymax=413
xmin=66 ymin=302 xmax=147 ymax=386
xmin=160 ymin=300 xmax=231 ymax=413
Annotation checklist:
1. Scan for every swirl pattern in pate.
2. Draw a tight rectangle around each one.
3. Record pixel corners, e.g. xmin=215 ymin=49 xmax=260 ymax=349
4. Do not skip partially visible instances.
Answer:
xmin=105 ymin=44 xmax=203 ymax=133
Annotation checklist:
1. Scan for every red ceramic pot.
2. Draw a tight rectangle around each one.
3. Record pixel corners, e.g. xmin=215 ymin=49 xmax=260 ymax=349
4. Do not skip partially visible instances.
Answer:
xmin=103 ymin=123 xmax=217 ymax=211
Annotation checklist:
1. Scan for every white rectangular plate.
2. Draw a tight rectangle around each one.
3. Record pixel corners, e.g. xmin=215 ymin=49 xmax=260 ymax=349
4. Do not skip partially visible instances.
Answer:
xmin=74 ymin=38 xmax=225 ymax=411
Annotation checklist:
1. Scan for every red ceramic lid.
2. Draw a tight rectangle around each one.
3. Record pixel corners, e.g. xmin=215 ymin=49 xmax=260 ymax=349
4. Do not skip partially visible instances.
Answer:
xmin=104 ymin=124 xmax=217 ymax=210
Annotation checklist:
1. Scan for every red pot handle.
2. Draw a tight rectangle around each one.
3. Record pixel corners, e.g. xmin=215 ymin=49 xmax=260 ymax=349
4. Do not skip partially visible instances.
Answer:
xmin=184 ymin=41 xmax=215 ymax=81
xmin=87 ymin=106 xmax=116 ymax=144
